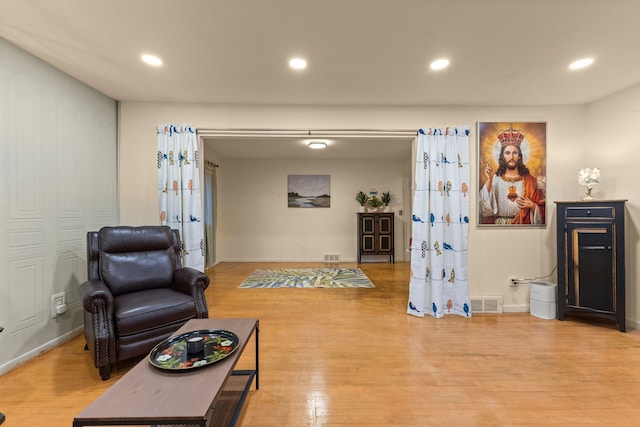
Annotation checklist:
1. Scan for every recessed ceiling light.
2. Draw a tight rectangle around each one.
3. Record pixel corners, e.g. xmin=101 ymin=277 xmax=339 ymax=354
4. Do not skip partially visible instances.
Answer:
xmin=289 ymin=58 xmax=308 ymax=70
xmin=569 ymin=57 xmax=594 ymax=70
xmin=430 ymin=58 xmax=450 ymax=71
xmin=308 ymin=141 xmax=327 ymax=149
xmin=141 ymin=54 xmax=162 ymax=66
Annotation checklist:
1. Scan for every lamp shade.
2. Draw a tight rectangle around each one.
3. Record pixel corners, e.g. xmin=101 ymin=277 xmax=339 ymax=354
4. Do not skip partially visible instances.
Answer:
xmin=578 ymin=168 xmax=600 ymax=186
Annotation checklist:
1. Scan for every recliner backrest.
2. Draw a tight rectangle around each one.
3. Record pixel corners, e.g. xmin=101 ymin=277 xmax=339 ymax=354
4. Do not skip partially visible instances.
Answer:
xmin=90 ymin=226 xmax=179 ymax=297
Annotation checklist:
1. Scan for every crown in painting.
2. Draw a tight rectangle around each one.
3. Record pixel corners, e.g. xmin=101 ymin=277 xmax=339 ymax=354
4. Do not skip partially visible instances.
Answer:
xmin=496 ymin=127 xmax=525 ymax=147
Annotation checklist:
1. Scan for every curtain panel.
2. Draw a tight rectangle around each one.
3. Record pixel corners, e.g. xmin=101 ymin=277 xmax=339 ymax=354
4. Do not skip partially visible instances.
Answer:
xmin=203 ymin=161 xmax=216 ymax=268
xmin=407 ymin=126 xmax=471 ymax=318
xmin=157 ymin=123 xmax=205 ymax=271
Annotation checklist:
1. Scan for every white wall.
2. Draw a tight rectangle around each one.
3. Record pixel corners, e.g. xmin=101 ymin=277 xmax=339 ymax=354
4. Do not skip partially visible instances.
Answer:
xmin=215 ymin=158 xmax=407 ymax=262
xmin=584 ymin=83 xmax=640 ymax=326
xmin=0 ymin=38 xmax=118 ymax=373
xmin=119 ymin=102 xmax=589 ymax=313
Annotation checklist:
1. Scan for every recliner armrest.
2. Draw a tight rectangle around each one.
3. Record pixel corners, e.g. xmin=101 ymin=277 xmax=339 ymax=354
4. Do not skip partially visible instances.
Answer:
xmin=78 ymin=279 xmax=117 ymax=376
xmin=173 ymin=268 xmax=210 ymax=318
xmin=173 ymin=268 xmax=210 ymax=294
xmin=79 ymin=280 xmax=115 ymax=314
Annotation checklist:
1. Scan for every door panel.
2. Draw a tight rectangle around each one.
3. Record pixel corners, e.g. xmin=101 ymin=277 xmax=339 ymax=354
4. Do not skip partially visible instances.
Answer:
xmin=567 ymin=223 xmax=614 ymax=311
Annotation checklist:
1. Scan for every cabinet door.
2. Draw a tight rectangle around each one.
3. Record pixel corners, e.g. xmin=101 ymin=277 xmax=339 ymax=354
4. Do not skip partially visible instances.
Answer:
xmin=566 ymin=222 xmax=614 ymax=312
xmin=377 ymin=215 xmax=393 ymax=254
xmin=378 ymin=216 xmax=393 ymax=234
xmin=360 ymin=215 xmax=376 ymax=253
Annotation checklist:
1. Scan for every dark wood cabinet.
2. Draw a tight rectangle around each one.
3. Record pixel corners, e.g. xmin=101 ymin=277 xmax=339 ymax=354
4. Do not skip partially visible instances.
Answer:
xmin=357 ymin=212 xmax=394 ymax=263
xmin=555 ymin=200 xmax=626 ymax=331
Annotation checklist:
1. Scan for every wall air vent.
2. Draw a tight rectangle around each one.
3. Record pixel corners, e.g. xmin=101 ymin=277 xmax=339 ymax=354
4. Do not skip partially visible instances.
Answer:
xmin=323 ymin=253 xmax=340 ymax=267
xmin=470 ymin=296 xmax=503 ymax=313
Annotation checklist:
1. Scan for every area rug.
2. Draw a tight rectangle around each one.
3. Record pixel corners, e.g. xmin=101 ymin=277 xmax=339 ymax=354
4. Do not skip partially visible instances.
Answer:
xmin=238 ymin=268 xmax=375 ymax=288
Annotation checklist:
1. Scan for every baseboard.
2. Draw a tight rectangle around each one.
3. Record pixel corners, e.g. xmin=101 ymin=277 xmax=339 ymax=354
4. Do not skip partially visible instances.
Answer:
xmin=219 ymin=257 xmax=359 ymax=263
xmin=503 ymin=304 xmax=530 ymax=313
xmin=0 ymin=326 xmax=83 ymax=376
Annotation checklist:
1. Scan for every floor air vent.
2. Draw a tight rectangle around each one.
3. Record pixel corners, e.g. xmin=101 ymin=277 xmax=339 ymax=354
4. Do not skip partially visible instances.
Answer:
xmin=470 ymin=296 xmax=503 ymax=313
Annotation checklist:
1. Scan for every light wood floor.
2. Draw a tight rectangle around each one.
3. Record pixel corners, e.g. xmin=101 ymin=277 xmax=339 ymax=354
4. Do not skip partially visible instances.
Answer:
xmin=1 ymin=262 xmax=640 ymax=426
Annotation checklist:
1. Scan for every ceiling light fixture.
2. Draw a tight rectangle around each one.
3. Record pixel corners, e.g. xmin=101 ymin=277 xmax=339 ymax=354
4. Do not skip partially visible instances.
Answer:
xmin=569 ymin=57 xmax=594 ymax=70
xmin=308 ymin=141 xmax=327 ymax=149
xmin=141 ymin=54 xmax=163 ymax=66
xmin=430 ymin=58 xmax=450 ymax=71
xmin=289 ymin=57 xmax=308 ymax=70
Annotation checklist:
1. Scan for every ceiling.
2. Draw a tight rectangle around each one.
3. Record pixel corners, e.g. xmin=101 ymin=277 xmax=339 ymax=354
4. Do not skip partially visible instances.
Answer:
xmin=2 ymin=0 xmax=639 ymax=159
xmin=201 ymin=135 xmax=414 ymax=161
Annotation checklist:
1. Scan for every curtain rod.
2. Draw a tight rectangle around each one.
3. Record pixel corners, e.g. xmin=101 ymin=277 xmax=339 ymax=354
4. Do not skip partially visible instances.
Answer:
xmin=197 ymin=128 xmax=418 ymax=138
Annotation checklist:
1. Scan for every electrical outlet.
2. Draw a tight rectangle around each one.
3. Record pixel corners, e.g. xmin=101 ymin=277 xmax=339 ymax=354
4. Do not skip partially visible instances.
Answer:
xmin=509 ymin=276 xmax=530 ymax=287
xmin=51 ymin=292 xmax=67 ymax=318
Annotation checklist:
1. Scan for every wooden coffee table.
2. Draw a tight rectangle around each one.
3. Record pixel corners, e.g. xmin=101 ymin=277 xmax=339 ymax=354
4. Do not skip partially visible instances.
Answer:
xmin=73 ymin=318 xmax=259 ymax=427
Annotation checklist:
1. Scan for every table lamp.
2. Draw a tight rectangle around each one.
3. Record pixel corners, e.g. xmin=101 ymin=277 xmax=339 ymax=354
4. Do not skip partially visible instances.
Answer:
xmin=578 ymin=167 xmax=599 ymax=200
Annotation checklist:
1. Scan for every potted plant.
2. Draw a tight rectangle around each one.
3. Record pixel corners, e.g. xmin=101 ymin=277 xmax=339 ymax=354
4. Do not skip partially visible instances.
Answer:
xmin=381 ymin=191 xmax=392 ymax=210
xmin=367 ymin=195 xmax=384 ymax=211
xmin=355 ymin=191 xmax=369 ymax=211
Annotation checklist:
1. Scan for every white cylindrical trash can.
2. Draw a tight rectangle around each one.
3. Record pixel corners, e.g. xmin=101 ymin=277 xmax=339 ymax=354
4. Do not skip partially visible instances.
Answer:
xmin=530 ymin=281 xmax=557 ymax=320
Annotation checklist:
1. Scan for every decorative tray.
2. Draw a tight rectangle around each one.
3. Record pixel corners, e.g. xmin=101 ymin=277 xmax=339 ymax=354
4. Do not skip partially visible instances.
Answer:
xmin=148 ymin=329 xmax=239 ymax=371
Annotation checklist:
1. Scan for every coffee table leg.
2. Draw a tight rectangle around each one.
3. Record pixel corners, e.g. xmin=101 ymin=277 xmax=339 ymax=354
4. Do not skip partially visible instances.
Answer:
xmin=255 ymin=321 xmax=259 ymax=390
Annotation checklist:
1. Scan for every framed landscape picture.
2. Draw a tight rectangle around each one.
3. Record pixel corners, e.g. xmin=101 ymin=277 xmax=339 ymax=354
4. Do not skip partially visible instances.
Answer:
xmin=287 ymin=174 xmax=331 ymax=208
xmin=477 ymin=121 xmax=547 ymax=227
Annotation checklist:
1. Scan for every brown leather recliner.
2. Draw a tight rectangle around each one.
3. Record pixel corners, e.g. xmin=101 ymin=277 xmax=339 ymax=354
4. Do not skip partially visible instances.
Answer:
xmin=79 ymin=225 xmax=210 ymax=380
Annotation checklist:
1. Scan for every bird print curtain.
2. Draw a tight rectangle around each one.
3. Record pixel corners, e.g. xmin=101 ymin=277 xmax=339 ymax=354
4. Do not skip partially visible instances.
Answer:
xmin=407 ymin=126 xmax=471 ymax=318
xmin=157 ymin=123 xmax=205 ymax=271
